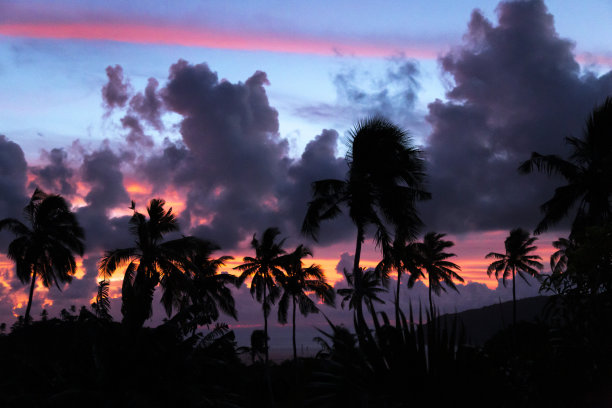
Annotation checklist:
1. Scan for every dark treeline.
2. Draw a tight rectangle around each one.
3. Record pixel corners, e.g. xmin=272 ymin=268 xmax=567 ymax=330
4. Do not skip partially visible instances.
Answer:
xmin=0 ymin=104 xmax=611 ymax=406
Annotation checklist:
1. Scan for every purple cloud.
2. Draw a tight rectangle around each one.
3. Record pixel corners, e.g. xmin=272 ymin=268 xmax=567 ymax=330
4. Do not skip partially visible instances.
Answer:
xmin=421 ymin=0 xmax=612 ymax=233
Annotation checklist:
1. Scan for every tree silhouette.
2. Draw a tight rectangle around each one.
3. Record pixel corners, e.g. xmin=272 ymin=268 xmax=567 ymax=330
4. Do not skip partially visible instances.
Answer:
xmin=99 ymin=199 xmax=212 ymax=329
xmin=376 ymin=236 xmax=421 ymax=324
xmin=409 ymin=232 xmax=463 ymax=319
xmin=519 ymin=97 xmax=612 ymax=237
xmin=91 ymin=279 xmax=112 ymax=321
xmin=175 ymin=251 xmax=238 ymax=335
xmin=338 ymin=267 xmax=386 ymax=338
xmin=276 ymin=245 xmax=335 ymax=361
xmin=234 ymin=227 xmax=286 ymax=364
xmin=0 ymin=188 xmax=84 ymax=323
xmin=486 ymin=228 xmax=543 ymax=326
xmin=303 ymin=117 xmax=430 ymax=284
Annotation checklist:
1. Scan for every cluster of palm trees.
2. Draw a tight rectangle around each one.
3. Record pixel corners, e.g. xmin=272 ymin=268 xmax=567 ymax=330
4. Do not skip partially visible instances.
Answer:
xmin=1 ymin=94 xmax=611 ymax=364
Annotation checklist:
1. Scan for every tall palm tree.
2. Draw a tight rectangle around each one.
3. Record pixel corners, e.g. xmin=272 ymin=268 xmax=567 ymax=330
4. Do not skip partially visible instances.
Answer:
xmin=519 ymin=97 xmax=612 ymax=237
xmin=376 ymin=235 xmax=422 ymax=324
xmin=550 ymin=236 xmax=575 ymax=276
xmin=486 ymin=228 xmax=543 ymax=326
xmin=234 ymin=227 xmax=286 ymax=364
xmin=276 ymin=245 xmax=335 ymax=361
xmin=338 ymin=267 xmax=386 ymax=336
xmin=167 ymin=250 xmax=238 ymax=336
xmin=409 ymin=232 xmax=463 ymax=319
xmin=99 ymin=199 xmax=212 ymax=329
xmin=0 ymin=188 xmax=84 ymax=323
xmin=302 ymin=117 xmax=430 ymax=281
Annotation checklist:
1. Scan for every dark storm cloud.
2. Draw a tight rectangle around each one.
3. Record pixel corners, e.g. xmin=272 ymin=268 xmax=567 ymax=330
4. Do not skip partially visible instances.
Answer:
xmin=422 ymin=0 xmax=612 ymax=233
xmin=49 ymin=256 xmax=99 ymax=307
xmin=81 ymin=147 xmax=129 ymax=212
xmin=120 ymin=114 xmax=153 ymax=147
xmin=0 ymin=135 xmax=28 ymax=249
xmin=137 ymin=138 xmax=191 ymax=187
xmin=281 ymin=129 xmax=353 ymax=246
xmin=129 ymin=77 xmax=164 ymax=131
xmin=101 ymin=65 xmax=130 ymax=111
xmin=0 ymin=135 xmax=27 ymax=218
xmin=29 ymin=148 xmax=75 ymax=196
xmin=76 ymin=147 xmax=133 ymax=252
xmin=151 ymin=60 xmax=291 ymax=248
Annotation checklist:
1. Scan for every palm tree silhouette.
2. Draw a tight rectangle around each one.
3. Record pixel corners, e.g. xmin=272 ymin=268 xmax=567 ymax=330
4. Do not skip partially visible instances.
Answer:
xmin=91 ymin=279 xmax=112 ymax=321
xmin=376 ymin=236 xmax=421 ymax=324
xmin=0 ymin=188 xmax=84 ymax=323
xmin=519 ymin=97 xmax=612 ymax=237
xmin=177 ymin=251 xmax=238 ymax=335
xmin=486 ymin=228 xmax=543 ymax=326
xmin=234 ymin=227 xmax=286 ymax=364
xmin=302 ymin=117 xmax=430 ymax=283
xmin=409 ymin=232 xmax=463 ymax=319
xmin=276 ymin=245 xmax=335 ymax=361
xmin=338 ymin=267 xmax=386 ymax=337
xmin=99 ymin=199 xmax=211 ymax=328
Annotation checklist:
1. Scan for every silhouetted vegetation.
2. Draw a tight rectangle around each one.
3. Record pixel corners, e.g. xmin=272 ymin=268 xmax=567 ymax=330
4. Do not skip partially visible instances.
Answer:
xmin=1 ymin=107 xmax=611 ymax=406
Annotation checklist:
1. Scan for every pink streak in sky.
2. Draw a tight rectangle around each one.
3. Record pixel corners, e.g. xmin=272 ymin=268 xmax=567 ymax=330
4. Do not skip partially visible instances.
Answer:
xmin=0 ymin=22 xmax=441 ymax=59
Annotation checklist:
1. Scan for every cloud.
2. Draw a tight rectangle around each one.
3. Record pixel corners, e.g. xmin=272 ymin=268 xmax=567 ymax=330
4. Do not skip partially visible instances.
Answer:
xmin=129 ymin=77 xmax=164 ymax=131
xmin=75 ymin=146 xmax=133 ymax=252
xmin=101 ymin=65 xmax=130 ymax=111
xmin=120 ymin=114 xmax=153 ymax=147
xmin=422 ymin=0 xmax=612 ymax=233
xmin=280 ymin=129 xmax=353 ymax=246
xmin=29 ymin=148 xmax=75 ymax=196
xmin=0 ymin=135 xmax=28 ymax=248
xmin=294 ymin=58 xmax=426 ymax=136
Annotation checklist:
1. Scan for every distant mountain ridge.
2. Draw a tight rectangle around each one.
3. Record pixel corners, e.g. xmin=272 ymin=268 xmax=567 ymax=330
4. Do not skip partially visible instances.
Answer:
xmin=435 ymin=295 xmax=551 ymax=345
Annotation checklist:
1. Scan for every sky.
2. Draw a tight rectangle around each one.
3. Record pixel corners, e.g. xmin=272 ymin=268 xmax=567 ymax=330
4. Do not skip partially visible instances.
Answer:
xmin=1 ymin=0 xmax=611 ymax=349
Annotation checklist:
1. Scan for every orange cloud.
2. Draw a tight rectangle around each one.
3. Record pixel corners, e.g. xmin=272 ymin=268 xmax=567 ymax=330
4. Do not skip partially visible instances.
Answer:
xmin=125 ymin=180 xmax=153 ymax=195
xmin=0 ymin=21 xmax=440 ymax=59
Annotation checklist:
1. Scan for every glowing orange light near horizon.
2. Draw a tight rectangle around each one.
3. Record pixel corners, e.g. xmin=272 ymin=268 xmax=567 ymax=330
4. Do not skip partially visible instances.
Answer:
xmin=125 ymin=181 xmax=153 ymax=195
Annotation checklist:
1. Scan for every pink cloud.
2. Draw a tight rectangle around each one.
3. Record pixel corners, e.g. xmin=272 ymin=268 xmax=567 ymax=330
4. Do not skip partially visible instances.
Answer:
xmin=0 ymin=21 xmax=440 ymax=59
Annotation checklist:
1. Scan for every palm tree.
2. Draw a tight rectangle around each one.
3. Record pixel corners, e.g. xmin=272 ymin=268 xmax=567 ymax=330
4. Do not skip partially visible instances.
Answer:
xmin=234 ymin=227 xmax=286 ymax=364
xmin=550 ymin=236 xmax=575 ymax=276
xmin=91 ymin=279 xmax=112 ymax=321
xmin=99 ymin=199 xmax=212 ymax=329
xmin=177 ymin=252 xmax=238 ymax=335
xmin=409 ymin=232 xmax=463 ymax=319
xmin=302 ymin=117 xmax=430 ymax=281
xmin=276 ymin=245 xmax=335 ymax=361
xmin=0 ymin=188 xmax=84 ymax=323
xmin=376 ymin=235 xmax=421 ymax=324
xmin=518 ymin=97 xmax=612 ymax=237
xmin=486 ymin=228 xmax=543 ymax=326
xmin=338 ymin=267 xmax=386 ymax=337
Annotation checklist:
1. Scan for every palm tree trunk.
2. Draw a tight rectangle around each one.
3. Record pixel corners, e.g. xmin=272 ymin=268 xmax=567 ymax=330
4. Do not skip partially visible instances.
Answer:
xmin=262 ymin=275 xmax=275 ymax=407
xmin=428 ymin=278 xmax=434 ymax=321
xmin=356 ymin=302 xmax=366 ymax=333
xmin=353 ymin=225 xmax=364 ymax=275
xmin=353 ymin=226 xmax=368 ymax=336
xmin=512 ymin=267 xmax=516 ymax=327
xmin=263 ymin=277 xmax=269 ymax=364
xmin=367 ymin=298 xmax=380 ymax=331
xmin=24 ymin=269 xmax=37 ymax=323
xmin=395 ymin=270 xmax=401 ymax=325
xmin=292 ymin=296 xmax=297 ymax=362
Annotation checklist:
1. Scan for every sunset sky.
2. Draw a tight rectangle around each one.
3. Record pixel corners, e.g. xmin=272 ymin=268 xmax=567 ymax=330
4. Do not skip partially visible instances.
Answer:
xmin=1 ymin=0 xmax=611 ymax=347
